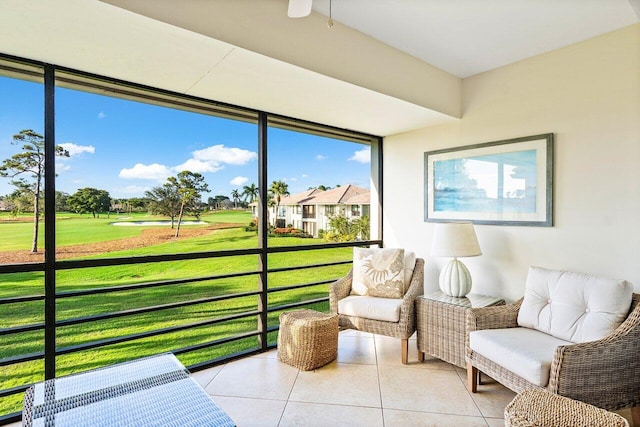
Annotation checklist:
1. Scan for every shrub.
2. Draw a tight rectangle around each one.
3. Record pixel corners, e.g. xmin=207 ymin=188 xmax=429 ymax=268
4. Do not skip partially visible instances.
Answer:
xmin=272 ymin=227 xmax=312 ymax=238
xmin=244 ymin=219 xmax=257 ymax=232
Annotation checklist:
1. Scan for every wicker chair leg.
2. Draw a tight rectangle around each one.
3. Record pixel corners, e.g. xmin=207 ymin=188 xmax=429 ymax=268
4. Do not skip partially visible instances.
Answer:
xmin=467 ymin=364 xmax=478 ymax=393
xmin=401 ymin=339 xmax=408 ymax=365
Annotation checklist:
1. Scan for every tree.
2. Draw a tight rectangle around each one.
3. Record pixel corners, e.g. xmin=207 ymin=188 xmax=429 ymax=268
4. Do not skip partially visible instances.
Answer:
xmin=308 ymin=185 xmax=332 ymax=191
xmin=241 ymin=183 xmax=258 ymax=204
xmin=0 ymin=129 xmax=69 ymax=252
xmin=212 ymin=195 xmax=230 ymax=210
xmin=127 ymin=197 xmax=148 ymax=212
xmin=6 ymin=187 xmax=33 ymax=217
xmin=145 ymin=183 xmax=181 ymax=228
xmin=323 ymin=214 xmax=356 ymax=242
xmin=55 ymin=191 xmax=70 ymax=212
xmin=323 ymin=214 xmax=370 ymax=242
xmin=207 ymin=196 xmax=216 ymax=210
xmin=353 ymin=215 xmax=370 ymax=241
xmin=269 ymin=180 xmax=289 ymax=228
xmin=67 ymin=188 xmax=112 ymax=218
xmin=231 ymin=189 xmax=240 ymax=208
xmin=168 ymin=171 xmax=210 ymax=237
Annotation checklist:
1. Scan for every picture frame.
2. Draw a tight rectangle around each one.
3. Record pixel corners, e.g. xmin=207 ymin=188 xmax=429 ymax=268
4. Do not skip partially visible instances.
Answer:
xmin=424 ymin=133 xmax=553 ymax=226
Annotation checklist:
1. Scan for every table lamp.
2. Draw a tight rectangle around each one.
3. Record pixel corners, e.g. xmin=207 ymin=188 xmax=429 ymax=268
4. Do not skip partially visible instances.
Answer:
xmin=431 ymin=222 xmax=482 ymax=297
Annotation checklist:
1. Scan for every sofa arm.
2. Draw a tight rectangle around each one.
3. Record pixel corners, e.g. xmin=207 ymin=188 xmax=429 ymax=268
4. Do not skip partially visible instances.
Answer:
xmin=548 ymin=293 xmax=640 ymax=410
xmin=466 ymin=298 xmax=522 ymax=333
xmin=329 ymin=269 xmax=353 ymax=314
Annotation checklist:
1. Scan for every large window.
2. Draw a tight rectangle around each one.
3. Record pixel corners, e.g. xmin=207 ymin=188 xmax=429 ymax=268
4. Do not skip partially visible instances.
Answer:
xmin=0 ymin=62 xmax=46 ymax=419
xmin=0 ymin=56 xmax=382 ymax=424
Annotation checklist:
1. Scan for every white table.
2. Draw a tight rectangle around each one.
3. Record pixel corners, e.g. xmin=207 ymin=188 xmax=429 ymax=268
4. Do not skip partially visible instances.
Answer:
xmin=22 ymin=353 xmax=235 ymax=427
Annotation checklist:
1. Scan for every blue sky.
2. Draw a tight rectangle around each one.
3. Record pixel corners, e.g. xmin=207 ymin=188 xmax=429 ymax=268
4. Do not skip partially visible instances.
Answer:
xmin=0 ymin=76 xmax=371 ymax=201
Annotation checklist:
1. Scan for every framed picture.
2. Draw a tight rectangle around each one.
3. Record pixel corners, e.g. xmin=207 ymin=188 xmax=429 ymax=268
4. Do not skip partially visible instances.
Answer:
xmin=424 ymin=133 xmax=553 ymax=226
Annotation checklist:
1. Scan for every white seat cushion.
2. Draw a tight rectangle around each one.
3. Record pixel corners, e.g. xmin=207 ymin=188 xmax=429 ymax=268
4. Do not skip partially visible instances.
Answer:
xmin=470 ymin=328 xmax=572 ymax=387
xmin=517 ymin=266 xmax=633 ymax=343
xmin=338 ymin=295 xmax=403 ymax=322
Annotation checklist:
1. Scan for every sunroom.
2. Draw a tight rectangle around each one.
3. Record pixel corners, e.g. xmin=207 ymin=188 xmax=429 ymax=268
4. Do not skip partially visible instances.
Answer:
xmin=1 ymin=1 xmax=639 ymax=426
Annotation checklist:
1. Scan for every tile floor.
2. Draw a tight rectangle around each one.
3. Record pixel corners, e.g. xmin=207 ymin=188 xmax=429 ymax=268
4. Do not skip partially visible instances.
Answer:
xmin=194 ymin=330 xmax=515 ymax=427
xmin=8 ymin=330 xmax=635 ymax=426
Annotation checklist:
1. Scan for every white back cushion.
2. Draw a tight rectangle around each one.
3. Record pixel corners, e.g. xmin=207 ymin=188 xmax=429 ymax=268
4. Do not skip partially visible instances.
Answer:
xmin=517 ymin=266 xmax=633 ymax=343
xmin=403 ymin=251 xmax=417 ymax=293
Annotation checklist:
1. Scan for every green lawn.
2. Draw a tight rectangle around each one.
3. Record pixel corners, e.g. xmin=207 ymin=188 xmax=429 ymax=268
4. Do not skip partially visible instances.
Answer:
xmin=0 ymin=211 xmax=352 ymax=415
xmin=0 ymin=210 xmax=252 ymax=251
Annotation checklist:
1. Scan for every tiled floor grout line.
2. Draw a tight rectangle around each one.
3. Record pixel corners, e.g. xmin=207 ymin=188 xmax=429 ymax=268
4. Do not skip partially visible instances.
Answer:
xmin=372 ymin=334 xmax=387 ymax=427
xmin=457 ymin=365 xmax=494 ymax=425
xmin=276 ymin=365 xmax=300 ymax=427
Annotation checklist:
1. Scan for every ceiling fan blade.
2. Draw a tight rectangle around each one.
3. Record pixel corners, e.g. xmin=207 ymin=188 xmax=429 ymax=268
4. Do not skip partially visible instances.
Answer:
xmin=288 ymin=0 xmax=313 ymax=18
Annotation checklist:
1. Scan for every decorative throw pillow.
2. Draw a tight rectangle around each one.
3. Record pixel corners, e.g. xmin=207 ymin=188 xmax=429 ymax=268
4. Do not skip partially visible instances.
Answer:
xmin=351 ymin=248 xmax=405 ymax=298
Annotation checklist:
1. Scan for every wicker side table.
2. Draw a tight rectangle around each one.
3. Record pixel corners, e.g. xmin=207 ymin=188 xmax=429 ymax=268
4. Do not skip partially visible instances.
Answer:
xmin=416 ymin=291 xmax=504 ymax=368
xmin=504 ymin=389 xmax=629 ymax=427
xmin=277 ymin=309 xmax=338 ymax=371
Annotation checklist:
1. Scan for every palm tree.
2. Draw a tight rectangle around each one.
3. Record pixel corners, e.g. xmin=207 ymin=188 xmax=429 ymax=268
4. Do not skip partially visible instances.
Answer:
xmin=242 ymin=183 xmax=259 ymax=204
xmin=231 ymin=189 xmax=240 ymax=208
xmin=269 ymin=180 xmax=289 ymax=228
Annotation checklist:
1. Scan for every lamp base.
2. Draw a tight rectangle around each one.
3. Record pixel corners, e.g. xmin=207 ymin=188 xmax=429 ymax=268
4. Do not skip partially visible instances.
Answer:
xmin=439 ymin=258 xmax=472 ymax=297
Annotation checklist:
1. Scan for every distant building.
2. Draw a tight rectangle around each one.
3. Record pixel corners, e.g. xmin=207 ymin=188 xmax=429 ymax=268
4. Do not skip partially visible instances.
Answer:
xmin=252 ymin=185 xmax=370 ymax=237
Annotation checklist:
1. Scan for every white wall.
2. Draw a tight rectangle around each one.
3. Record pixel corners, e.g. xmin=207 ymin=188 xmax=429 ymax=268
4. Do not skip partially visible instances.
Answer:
xmin=383 ymin=24 xmax=640 ymax=301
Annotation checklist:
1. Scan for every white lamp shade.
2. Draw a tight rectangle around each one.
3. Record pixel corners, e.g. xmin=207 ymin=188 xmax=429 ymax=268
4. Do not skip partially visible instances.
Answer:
xmin=431 ymin=222 xmax=482 ymax=258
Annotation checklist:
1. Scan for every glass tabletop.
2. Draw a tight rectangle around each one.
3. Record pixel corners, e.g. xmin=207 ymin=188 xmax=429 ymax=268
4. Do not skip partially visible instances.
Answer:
xmin=421 ymin=290 xmax=503 ymax=308
xmin=24 ymin=353 xmax=235 ymax=427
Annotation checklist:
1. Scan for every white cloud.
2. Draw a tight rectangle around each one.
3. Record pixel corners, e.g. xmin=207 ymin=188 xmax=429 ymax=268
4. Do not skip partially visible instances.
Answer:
xmin=301 ymin=174 xmax=309 ymax=178
xmin=316 ymin=154 xmax=327 ymax=161
xmin=59 ymin=143 xmax=95 ymax=157
xmin=349 ymin=147 xmax=371 ymax=164
xmin=173 ymin=159 xmax=224 ymax=174
xmin=192 ymin=144 xmax=257 ymax=165
xmin=289 ymin=177 xmax=298 ymax=182
xmin=98 ymin=112 xmax=106 ymax=119
xmin=230 ymin=176 xmax=248 ymax=186
xmin=170 ymin=144 xmax=257 ymax=175
xmin=119 ymin=163 xmax=173 ymax=180
xmin=55 ymin=162 xmax=71 ymax=172
xmin=119 ymin=145 xmax=257 ymax=183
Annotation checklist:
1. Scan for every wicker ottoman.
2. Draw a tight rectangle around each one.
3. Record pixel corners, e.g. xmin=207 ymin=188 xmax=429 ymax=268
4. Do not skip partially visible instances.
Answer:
xmin=504 ymin=389 xmax=629 ymax=427
xmin=277 ymin=309 xmax=338 ymax=371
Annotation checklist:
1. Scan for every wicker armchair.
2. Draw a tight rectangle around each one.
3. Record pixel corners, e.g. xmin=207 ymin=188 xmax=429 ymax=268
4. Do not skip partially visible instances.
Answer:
xmin=329 ymin=258 xmax=424 ymax=364
xmin=466 ymin=293 xmax=640 ymax=424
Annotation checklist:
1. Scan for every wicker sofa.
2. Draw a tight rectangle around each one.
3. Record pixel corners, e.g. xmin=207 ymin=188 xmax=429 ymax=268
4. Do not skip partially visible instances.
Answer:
xmin=465 ymin=267 xmax=640 ymax=425
xmin=329 ymin=252 xmax=424 ymax=365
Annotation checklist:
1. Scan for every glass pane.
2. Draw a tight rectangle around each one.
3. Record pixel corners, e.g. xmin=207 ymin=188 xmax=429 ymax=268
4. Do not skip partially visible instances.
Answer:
xmin=54 ymin=83 xmax=259 ymax=259
xmin=0 ymin=73 xmax=45 ymax=263
xmin=0 ymin=68 xmax=46 ymax=419
xmin=54 ymin=256 xmax=261 ymax=375
xmin=267 ymin=125 xmax=373 ymax=244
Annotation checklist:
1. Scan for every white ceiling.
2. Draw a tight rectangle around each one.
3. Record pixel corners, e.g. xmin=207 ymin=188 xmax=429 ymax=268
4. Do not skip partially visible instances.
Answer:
xmin=312 ymin=0 xmax=639 ymax=78
xmin=0 ymin=0 xmax=638 ymax=136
